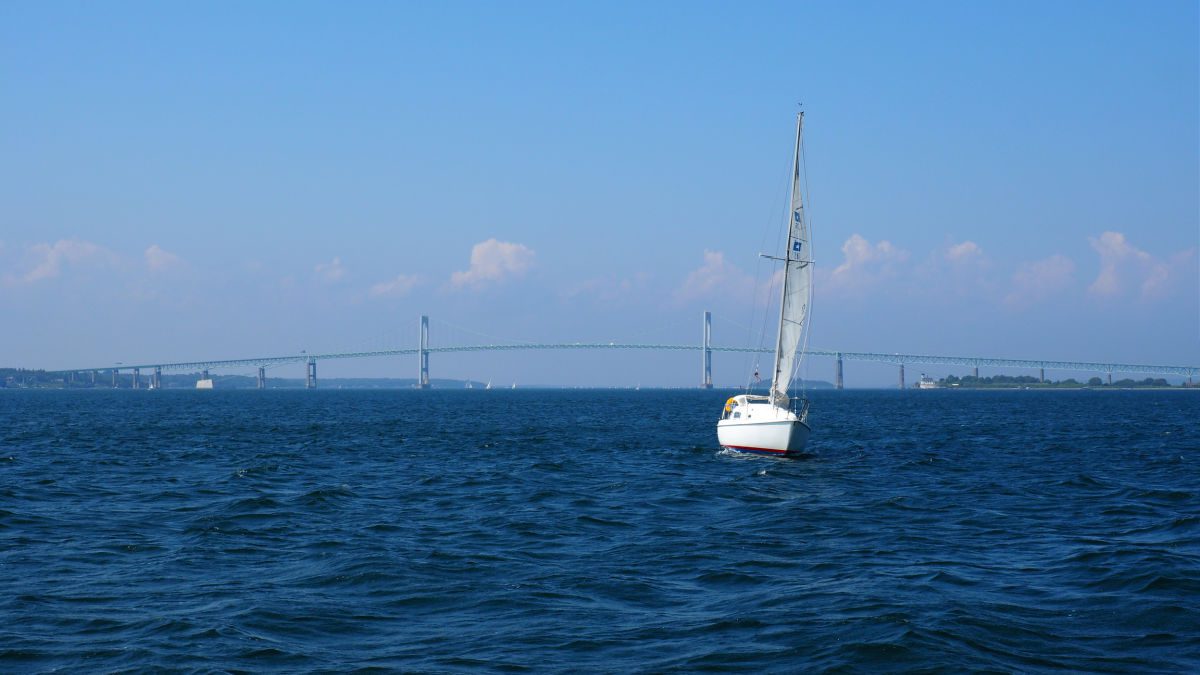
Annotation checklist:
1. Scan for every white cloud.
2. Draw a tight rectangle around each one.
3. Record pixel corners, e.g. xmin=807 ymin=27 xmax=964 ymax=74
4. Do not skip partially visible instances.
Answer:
xmin=450 ymin=239 xmax=535 ymax=289
xmin=1087 ymin=231 xmax=1184 ymax=301
xmin=673 ymin=249 xmax=761 ymax=305
xmin=1004 ymin=254 xmax=1075 ymax=309
xmin=826 ymin=234 xmax=909 ymax=292
xmin=18 ymin=239 xmax=116 ymax=283
xmin=315 ymin=256 xmax=346 ymax=283
xmin=945 ymin=240 xmax=983 ymax=265
xmin=673 ymin=250 xmax=789 ymax=308
xmin=144 ymin=244 xmax=183 ymax=273
xmin=917 ymin=239 xmax=997 ymax=300
xmin=370 ymin=274 xmax=422 ymax=298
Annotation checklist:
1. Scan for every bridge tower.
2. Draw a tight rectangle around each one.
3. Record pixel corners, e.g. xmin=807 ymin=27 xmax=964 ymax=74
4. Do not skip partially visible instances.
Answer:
xmin=111 ymin=369 xmax=119 ymax=388
xmin=835 ymin=353 xmax=844 ymax=390
xmin=898 ymin=363 xmax=905 ymax=390
xmin=152 ymin=366 xmax=162 ymax=389
xmin=306 ymin=358 xmax=317 ymax=389
xmin=702 ymin=311 xmax=713 ymax=389
xmin=419 ymin=315 xmax=431 ymax=389
xmin=257 ymin=367 xmax=266 ymax=389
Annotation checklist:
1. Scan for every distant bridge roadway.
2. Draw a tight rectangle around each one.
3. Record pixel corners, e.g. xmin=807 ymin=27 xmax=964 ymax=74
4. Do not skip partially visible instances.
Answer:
xmin=46 ymin=342 xmax=1198 ymax=382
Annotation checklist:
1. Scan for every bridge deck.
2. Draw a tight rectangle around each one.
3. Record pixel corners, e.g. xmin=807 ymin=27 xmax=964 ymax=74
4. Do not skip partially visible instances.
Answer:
xmin=46 ymin=343 xmax=1198 ymax=378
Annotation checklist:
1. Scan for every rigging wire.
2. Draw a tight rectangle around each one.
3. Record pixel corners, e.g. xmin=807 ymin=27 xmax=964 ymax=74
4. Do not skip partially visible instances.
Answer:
xmin=743 ymin=135 xmax=795 ymax=393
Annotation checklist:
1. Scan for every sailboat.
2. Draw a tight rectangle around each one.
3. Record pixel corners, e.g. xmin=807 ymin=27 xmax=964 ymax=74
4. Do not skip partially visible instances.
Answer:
xmin=717 ymin=112 xmax=814 ymax=457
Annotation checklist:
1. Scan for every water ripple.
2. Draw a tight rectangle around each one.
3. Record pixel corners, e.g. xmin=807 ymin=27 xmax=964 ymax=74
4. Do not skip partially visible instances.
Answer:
xmin=1 ymin=388 xmax=1197 ymax=671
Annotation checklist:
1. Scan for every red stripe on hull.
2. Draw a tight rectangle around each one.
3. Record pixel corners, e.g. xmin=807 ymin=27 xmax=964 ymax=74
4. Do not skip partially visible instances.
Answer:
xmin=723 ymin=445 xmax=791 ymax=456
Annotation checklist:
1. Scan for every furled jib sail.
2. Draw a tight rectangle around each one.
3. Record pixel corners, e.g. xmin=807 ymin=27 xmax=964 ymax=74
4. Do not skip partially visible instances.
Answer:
xmin=770 ymin=113 xmax=813 ymax=409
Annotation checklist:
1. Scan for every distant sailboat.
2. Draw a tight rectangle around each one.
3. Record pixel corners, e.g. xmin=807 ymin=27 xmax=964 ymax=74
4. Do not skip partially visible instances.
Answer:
xmin=717 ymin=112 xmax=814 ymax=457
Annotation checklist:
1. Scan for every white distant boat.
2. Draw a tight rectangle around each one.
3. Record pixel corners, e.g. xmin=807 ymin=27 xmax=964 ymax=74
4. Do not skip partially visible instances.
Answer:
xmin=511 ymin=382 xmax=516 ymax=389
xmin=485 ymin=381 xmax=492 ymax=390
xmin=717 ymin=112 xmax=814 ymax=457
xmin=196 ymin=378 xmax=214 ymax=389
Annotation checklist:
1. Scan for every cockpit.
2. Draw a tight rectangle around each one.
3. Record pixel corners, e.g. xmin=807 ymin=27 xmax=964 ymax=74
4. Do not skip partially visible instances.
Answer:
xmin=722 ymin=397 xmax=741 ymax=420
xmin=720 ymin=394 xmax=774 ymax=420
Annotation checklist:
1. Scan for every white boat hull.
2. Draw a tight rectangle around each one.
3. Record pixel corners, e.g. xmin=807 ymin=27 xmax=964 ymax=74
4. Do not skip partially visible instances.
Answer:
xmin=718 ymin=416 xmax=811 ymax=456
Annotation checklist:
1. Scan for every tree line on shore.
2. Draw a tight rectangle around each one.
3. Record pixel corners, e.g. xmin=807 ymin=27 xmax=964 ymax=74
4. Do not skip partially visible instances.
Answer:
xmin=937 ymin=374 xmax=1180 ymax=388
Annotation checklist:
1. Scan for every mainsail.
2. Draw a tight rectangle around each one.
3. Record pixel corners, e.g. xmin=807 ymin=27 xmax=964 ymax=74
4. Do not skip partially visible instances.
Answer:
xmin=770 ymin=112 xmax=813 ymax=408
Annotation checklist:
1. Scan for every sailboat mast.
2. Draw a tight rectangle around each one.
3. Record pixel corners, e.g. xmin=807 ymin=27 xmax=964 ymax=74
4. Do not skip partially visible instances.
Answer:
xmin=770 ymin=111 xmax=804 ymax=406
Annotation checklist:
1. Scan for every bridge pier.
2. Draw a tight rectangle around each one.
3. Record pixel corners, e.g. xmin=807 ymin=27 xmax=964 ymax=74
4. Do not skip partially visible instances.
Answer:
xmin=898 ymin=364 xmax=905 ymax=390
xmin=112 ymin=369 xmax=119 ymax=388
xmin=257 ymin=367 xmax=266 ymax=390
xmin=835 ymin=353 xmax=843 ymax=390
xmin=702 ymin=311 xmax=713 ymax=389
xmin=418 ymin=315 xmax=431 ymax=389
xmin=973 ymin=366 xmax=979 ymax=379
xmin=132 ymin=367 xmax=141 ymax=389
xmin=306 ymin=358 xmax=317 ymax=389
xmin=153 ymin=366 xmax=161 ymax=389
xmin=1107 ymin=371 xmax=1112 ymax=386
xmin=1039 ymin=368 xmax=1045 ymax=384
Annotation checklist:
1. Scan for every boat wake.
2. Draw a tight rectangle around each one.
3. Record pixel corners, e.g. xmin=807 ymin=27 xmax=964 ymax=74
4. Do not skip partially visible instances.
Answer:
xmin=717 ymin=447 xmax=818 ymax=462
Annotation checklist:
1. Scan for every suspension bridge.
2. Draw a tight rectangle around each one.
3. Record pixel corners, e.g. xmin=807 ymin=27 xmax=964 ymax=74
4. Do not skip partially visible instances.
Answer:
xmin=40 ymin=313 xmax=1198 ymax=389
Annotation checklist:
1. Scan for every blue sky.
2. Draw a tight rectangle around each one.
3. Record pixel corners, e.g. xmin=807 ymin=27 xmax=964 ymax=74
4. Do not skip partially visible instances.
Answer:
xmin=2 ymin=1 xmax=1196 ymax=386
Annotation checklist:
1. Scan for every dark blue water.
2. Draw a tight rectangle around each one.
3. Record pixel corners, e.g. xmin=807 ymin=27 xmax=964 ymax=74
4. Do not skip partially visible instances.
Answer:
xmin=2 ymin=389 xmax=1197 ymax=672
